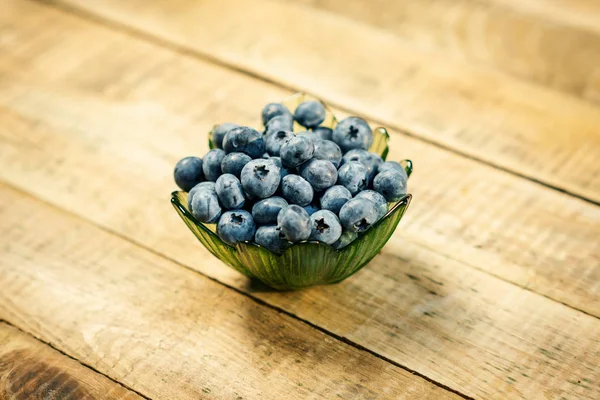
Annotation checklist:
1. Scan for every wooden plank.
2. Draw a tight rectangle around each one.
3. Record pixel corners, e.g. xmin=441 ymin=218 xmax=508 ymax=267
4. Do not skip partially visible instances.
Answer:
xmin=0 ymin=185 xmax=455 ymax=400
xmin=0 ymin=322 xmax=142 ymax=400
xmin=490 ymin=0 xmax=600 ymax=36
xmin=1 ymin=0 xmax=598 ymax=314
xmin=289 ymin=0 xmax=600 ymax=102
xmin=0 ymin=3 xmax=599 ymax=400
xmin=56 ymin=0 xmax=600 ymax=203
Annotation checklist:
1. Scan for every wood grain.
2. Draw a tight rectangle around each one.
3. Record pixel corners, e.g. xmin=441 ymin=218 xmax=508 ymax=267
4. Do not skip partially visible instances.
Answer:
xmin=0 ymin=322 xmax=141 ymax=400
xmin=290 ymin=0 xmax=600 ymax=103
xmin=56 ymin=0 xmax=600 ymax=203
xmin=0 ymin=186 xmax=458 ymax=400
xmin=1 ymin=0 xmax=598 ymax=314
xmin=490 ymin=0 xmax=600 ymax=36
xmin=1 ymin=2 xmax=600 ymax=399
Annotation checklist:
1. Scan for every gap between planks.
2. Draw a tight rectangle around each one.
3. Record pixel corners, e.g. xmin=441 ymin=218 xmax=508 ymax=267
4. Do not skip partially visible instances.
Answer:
xmin=0 ymin=318 xmax=152 ymax=400
xmin=0 ymin=182 xmax=474 ymax=400
xmin=33 ymin=0 xmax=600 ymax=208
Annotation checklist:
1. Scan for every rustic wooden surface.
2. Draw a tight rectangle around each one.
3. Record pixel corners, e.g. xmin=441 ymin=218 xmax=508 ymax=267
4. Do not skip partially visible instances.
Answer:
xmin=0 ymin=0 xmax=599 ymax=399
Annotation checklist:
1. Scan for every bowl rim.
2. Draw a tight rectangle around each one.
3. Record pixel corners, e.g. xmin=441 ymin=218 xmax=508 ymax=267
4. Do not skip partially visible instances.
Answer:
xmin=171 ymin=190 xmax=412 ymax=254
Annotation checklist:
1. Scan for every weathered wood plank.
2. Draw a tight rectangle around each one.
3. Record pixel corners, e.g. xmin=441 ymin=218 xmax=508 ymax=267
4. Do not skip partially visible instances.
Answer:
xmin=289 ymin=0 xmax=600 ymax=102
xmin=1 ymin=0 xmax=598 ymax=314
xmin=0 ymin=322 xmax=142 ymax=400
xmin=57 ymin=0 xmax=600 ymax=203
xmin=0 ymin=185 xmax=456 ymax=400
xmin=0 ymin=2 xmax=599 ymax=399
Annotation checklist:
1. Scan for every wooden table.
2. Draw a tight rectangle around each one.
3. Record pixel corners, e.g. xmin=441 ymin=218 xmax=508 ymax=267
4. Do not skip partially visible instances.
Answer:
xmin=1 ymin=0 xmax=599 ymax=399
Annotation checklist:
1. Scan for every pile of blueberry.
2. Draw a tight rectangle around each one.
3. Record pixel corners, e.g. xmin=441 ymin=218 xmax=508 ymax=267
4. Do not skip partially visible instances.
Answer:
xmin=174 ymin=100 xmax=408 ymax=253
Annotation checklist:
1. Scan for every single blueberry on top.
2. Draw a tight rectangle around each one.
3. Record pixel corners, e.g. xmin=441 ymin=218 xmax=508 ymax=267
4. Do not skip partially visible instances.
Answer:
xmin=313 ymin=126 xmax=333 ymax=141
xmin=339 ymin=198 xmax=379 ymax=233
xmin=174 ymin=156 xmax=204 ymax=192
xmin=281 ymin=174 xmax=314 ymax=206
xmin=215 ymin=174 xmax=246 ymax=210
xmin=223 ymin=126 xmax=265 ymax=158
xmin=320 ymin=185 xmax=352 ymax=214
xmin=342 ymin=149 xmax=383 ymax=183
xmin=254 ymin=225 xmax=290 ymax=254
xmin=240 ymin=158 xmax=281 ymax=199
xmin=212 ymin=123 xmax=238 ymax=149
xmin=313 ymin=139 xmax=342 ymax=168
xmin=355 ymin=190 xmax=388 ymax=220
xmin=309 ymin=210 xmax=342 ymax=245
xmin=332 ymin=116 xmax=373 ymax=152
xmin=220 ymin=152 xmax=252 ymax=178
xmin=191 ymin=189 xmax=222 ymax=224
xmin=294 ymin=100 xmax=326 ymax=129
xmin=331 ymin=230 xmax=358 ymax=250
xmin=188 ymin=181 xmax=216 ymax=212
xmin=277 ymin=205 xmax=311 ymax=242
xmin=217 ymin=210 xmax=256 ymax=246
xmin=337 ymin=161 xmax=369 ymax=195
xmin=299 ymin=158 xmax=338 ymax=191
xmin=262 ymin=103 xmax=293 ymax=126
xmin=280 ymin=136 xmax=315 ymax=168
xmin=373 ymin=169 xmax=407 ymax=202
xmin=265 ymin=115 xmax=294 ymax=136
xmin=202 ymin=149 xmax=226 ymax=182
xmin=265 ymin=130 xmax=294 ymax=156
xmin=252 ymin=196 xmax=288 ymax=225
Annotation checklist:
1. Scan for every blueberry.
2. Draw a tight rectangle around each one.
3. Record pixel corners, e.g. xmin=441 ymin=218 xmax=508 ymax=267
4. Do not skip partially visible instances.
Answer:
xmin=303 ymin=203 xmax=320 ymax=216
xmin=333 ymin=116 xmax=373 ymax=152
xmin=252 ymin=196 xmax=288 ymax=225
xmin=254 ymin=225 xmax=290 ymax=254
xmin=339 ymin=198 xmax=379 ymax=233
xmin=331 ymin=230 xmax=358 ymax=250
xmin=174 ymin=156 xmax=204 ymax=192
xmin=217 ymin=210 xmax=256 ymax=246
xmin=191 ymin=189 xmax=222 ymax=223
xmin=337 ymin=161 xmax=368 ymax=195
xmin=280 ymin=136 xmax=315 ymax=168
xmin=373 ymin=170 xmax=407 ymax=202
xmin=220 ymin=152 xmax=252 ymax=178
xmin=277 ymin=205 xmax=311 ymax=242
xmin=313 ymin=139 xmax=342 ymax=168
xmin=320 ymin=185 xmax=352 ymax=214
xmin=296 ymin=130 xmax=321 ymax=145
xmin=202 ymin=149 xmax=226 ymax=182
xmin=341 ymin=149 xmax=383 ymax=183
xmin=265 ymin=130 xmax=293 ymax=156
xmin=294 ymin=100 xmax=326 ymax=128
xmin=223 ymin=126 xmax=265 ymax=158
xmin=281 ymin=174 xmax=313 ymax=206
xmin=212 ymin=123 xmax=238 ymax=149
xmin=215 ymin=174 xmax=246 ymax=210
xmin=313 ymin=126 xmax=333 ymax=141
xmin=240 ymin=159 xmax=281 ymax=199
xmin=269 ymin=157 xmax=291 ymax=179
xmin=265 ymin=115 xmax=294 ymax=136
xmin=355 ymin=190 xmax=388 ymax=220
xmin=262 ymin=103 xmax=293 ymax=126
xmin=188 ymin=181 xmax=216 ymax=212
xmin=299 ymin=159 xmax=337 ymax=191
xmin=309 ymin=210 xmax=342 ymax=244
xmin=378 ymin=161 xmax=408 ymax=180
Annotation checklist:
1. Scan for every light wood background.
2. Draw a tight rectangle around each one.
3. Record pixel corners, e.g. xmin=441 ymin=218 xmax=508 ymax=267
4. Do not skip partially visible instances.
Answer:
xmin=0 ymin=0 xmax=599 ymax=399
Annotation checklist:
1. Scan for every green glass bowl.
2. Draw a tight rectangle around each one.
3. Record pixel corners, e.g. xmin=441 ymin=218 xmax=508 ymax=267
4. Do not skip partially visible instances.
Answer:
xmin=171 ymin=93 xmax=412 ymax=290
